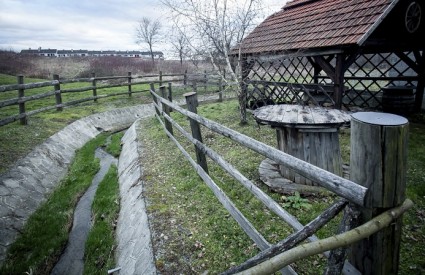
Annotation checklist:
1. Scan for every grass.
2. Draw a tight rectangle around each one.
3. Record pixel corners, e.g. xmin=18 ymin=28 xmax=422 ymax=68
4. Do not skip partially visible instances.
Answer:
xmin=0 ymin=72 xmax=225 ymax=174
xmin=1 ymin=69 xmax=423 ymax=273
xmin=0 ymin=73 xmax=150 ymax=174
xmin=0 ymin=134 xmax=106 ymax=274
xmin=84 ymin=165 xmax=120 ymax=274
xmin=0 ymin=131 xmax=123 ymax=274
xmin=140 ymin=99 xmax=425 ymax=274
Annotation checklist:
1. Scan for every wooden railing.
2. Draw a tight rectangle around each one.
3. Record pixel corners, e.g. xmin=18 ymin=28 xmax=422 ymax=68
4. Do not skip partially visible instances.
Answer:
xmin=150 ymin=84 xmax=412 ymax=275
xmin=0 ymin=70 xmax=232 ymax=127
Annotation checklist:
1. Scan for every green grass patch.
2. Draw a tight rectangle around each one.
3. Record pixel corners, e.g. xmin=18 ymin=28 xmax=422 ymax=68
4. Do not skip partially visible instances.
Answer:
xmin=0 ymin=134 xmax=108 ymax=274
xmin=104 ymin=132 xmax=125 ymax=158
xmin=140 ymin=99 xmax=425 ymax=274
xmin=0 ymin=73 xmax=151 ymax=174
xmin=84 ymin=165 xmax=120 ymax=274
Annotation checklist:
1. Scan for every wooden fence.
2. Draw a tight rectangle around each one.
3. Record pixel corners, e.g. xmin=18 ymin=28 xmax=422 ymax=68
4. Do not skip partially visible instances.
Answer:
xmin=0 ymin=70 xmax=232 ymax=127
xmin=150 ymin=84 xmax=413 ymax=274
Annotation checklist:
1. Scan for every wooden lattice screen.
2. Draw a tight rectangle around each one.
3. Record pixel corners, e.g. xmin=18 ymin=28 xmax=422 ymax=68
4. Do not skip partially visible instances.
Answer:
xmin=245 ymin=52 xmax=420 ymax=111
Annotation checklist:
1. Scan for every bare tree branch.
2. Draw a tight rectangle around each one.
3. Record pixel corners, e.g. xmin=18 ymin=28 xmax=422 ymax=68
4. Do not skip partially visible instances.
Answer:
xmin=161 ymin=0 xmax=263 ymax=123
xmin=135 ymin=17 xmax=162 ymax=64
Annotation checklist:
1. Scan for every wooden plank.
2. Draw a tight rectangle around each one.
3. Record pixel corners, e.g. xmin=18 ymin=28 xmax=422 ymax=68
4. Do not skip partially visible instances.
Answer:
xmin=0 ymin=80 xmax=57 ymax=93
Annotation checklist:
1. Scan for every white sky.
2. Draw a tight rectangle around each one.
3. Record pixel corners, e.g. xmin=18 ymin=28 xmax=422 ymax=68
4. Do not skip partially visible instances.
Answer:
xmin=0 ymin=0 xmax=286 ymax=57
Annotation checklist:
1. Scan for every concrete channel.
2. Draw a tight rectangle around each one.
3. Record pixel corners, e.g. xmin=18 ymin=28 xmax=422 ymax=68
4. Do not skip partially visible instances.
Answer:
xmin=0 ymin=104 xmax=156 ymax=273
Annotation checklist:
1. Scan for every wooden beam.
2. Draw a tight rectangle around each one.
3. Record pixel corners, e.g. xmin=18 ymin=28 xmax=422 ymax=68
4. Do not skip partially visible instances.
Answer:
xmin=313 ymin=56 xmax=336 ymax=82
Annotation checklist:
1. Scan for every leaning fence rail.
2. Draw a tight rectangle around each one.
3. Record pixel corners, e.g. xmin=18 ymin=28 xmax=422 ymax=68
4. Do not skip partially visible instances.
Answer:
xmin=150 ymin=83 xmax=412 ymax=274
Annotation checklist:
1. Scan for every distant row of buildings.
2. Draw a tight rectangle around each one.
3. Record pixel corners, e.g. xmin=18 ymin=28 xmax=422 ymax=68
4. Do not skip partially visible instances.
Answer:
xmin=20 ymin=48 xmax=164 ymax=59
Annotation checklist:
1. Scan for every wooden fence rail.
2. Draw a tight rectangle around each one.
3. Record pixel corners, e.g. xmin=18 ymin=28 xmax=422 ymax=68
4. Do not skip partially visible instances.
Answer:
xmin=150 ymin=84 xmax=411 ymax=274
xmin=0 ymin=70 xmax=230 ymax=127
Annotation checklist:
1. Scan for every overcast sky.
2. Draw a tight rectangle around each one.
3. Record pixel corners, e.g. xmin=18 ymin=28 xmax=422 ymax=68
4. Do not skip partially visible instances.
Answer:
xmin=0 ymin=0 xmax=285 ymax=57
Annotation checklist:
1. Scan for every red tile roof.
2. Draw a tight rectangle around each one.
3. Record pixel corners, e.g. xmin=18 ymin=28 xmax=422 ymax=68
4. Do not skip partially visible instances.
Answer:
xmin=235 ymin=0 xmax=397 ymax=55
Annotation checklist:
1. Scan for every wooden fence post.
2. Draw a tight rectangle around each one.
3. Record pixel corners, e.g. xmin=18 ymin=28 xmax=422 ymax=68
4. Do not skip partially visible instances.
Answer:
xmin=53 ymin=74 xmax=62 ymax=111
xmin=167 ymin=82 xmax=173 ymax=103
xmin=184 ymin=91 xmax=209 ymax=174
xmin=184 ymin=69 xmax=187 ymax=86
xmin=204 ymin=70 xmax=207 ymax=94
xmin=92 ymin=72 xmax=97 ymax=102
xmin=159 ymin=70 xmax=163 ymax=87
xmin=128 ymin=71 xmax=132 ymax=97
xmin=218 ymin=77 xmax=223 ymax=102
xmin=17 ymin=75 xmax=27 ymax=125
xmin=349 ymin=112 xmax=409 ymax=275
xmin=160 ymin=86 xmax=173 ymax=136
xmin=150 ymin=83 xmax=161 ymax=117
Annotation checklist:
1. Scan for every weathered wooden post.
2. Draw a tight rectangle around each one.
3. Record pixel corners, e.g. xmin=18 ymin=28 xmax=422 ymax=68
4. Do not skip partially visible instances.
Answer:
xmin=91 ymin=72 xmax=97 ymax=102
xmin=349 ymin=112 xmax=409 ymax=275
xmin=184 ymin=91 xmax=209 ymax=174
xmin=167 ymin=82 xmax=173 ymax=103
xmin=218 ymin=77 xmax=223 ymax=102
xmin=53 ymin=74 xmax=62 ymax=111
xmin=204 ymin=70 xmax=208 ymax=94
xmin=17 ymin=75 xmax=27 ymax=125
xmin=160 ymin=86 xmax=173 ymax=136
xmin=183 ymin=69 xmax=188 ymax=86
xmin=159 ymin=70 xmax=163 ymax=87
xmin=128 ymin=71 xmax=132 ymax=97
xmin=150 ymin=83 xmax=161 ymax=117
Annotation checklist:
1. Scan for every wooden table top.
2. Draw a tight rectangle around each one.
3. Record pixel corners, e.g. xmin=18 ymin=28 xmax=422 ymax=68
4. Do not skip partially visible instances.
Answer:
xmin=253 ymin=104 xmax=352 ymax=128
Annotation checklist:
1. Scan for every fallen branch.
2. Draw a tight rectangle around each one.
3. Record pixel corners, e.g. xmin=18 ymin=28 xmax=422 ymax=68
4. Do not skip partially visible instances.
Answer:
xmin=236 ymin=199 xmax=413 ymax=275
xmin=223 ymin=199 xmax=348 ymax=274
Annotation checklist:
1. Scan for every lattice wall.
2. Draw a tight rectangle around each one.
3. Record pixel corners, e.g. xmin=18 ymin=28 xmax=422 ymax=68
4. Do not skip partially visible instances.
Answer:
xmin=245 ymin=52 xmax=420 ymax=111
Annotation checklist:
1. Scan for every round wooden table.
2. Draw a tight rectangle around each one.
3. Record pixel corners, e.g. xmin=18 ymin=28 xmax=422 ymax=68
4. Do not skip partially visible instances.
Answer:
xmin=253 ymin=104 xmax=351 ymax=187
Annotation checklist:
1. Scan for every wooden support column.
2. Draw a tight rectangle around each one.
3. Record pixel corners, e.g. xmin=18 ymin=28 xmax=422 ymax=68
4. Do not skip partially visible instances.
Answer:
xmin=395 ymin=50 xmax=424 ymax=112
xmin=184 ymin=91 xmax=208 ymax=174
xmin=349 ymin=112 xmax=409 ymax=275
xmin=334 ymin=54 xmax=344 ymax=109
xmin=240 ymin=56 xmax=255 ymax=123
xmin=314 ymin=53 xmax=357 ymax=109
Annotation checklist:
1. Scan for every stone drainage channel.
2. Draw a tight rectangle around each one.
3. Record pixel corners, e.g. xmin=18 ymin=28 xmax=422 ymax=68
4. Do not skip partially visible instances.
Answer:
xmin=51 ymin=147 xmax=117 ymax=275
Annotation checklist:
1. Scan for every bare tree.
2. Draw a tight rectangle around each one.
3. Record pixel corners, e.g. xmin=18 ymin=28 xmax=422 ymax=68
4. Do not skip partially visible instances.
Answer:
xmin=161 ymin=0 xmax=264 ymax=123
xmin=169 ymin=25 xmax=190 ymax=66
xmin=135 ymin=17 xmax=162 ymax=64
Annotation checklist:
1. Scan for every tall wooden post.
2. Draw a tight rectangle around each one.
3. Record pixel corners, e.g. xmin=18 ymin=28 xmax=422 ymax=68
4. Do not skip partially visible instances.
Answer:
xmin=167 ymin=82 xmax=173 ymax=103
xmin=17 ymin=75 xmax=27 ymax=125
xmin=150 ymin=83 xmax=161 ymax=117
xmin=92 ymin=72 xmax=97 ymax=102
xmin=159 ymin=70 xmax=163 ymax=87
xmin=218 ymin=77 xmax=223 ymax=102
xmin=128 ymin=71 xmax=132 ymax=97
xmin=53 ymin=74 xmax=62 ymax=111
xmin=160 ymin=86 xmax=173 ymax=136
xmin=184 ymin=69 xmax=188 ymax=86
xmin=204 ymin=70 xmax=208 ymax=94
xmin=350 ymin=112 xmax=409 ymax=275
xmin=184 ymin=91 xmax=209 ymax=174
